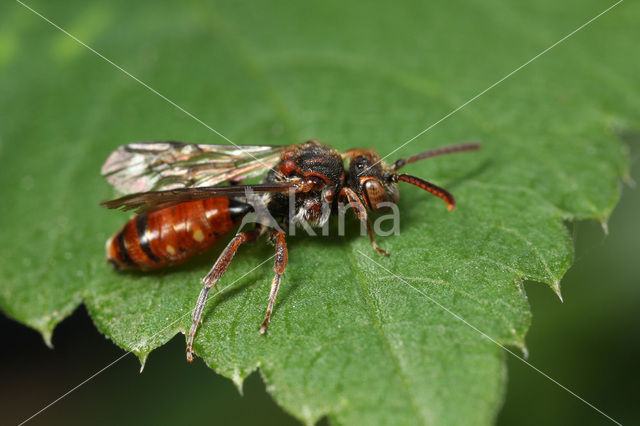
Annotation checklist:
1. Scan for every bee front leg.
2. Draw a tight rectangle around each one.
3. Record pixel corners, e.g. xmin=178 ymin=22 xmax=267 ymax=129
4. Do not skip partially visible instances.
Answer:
xmin=186 ymin=226 xmax=261 ymax=362
xmin=259 ymin=229 xmax=288 ymax=334
xmin=339 ymin=187 xmax=389 ymax=257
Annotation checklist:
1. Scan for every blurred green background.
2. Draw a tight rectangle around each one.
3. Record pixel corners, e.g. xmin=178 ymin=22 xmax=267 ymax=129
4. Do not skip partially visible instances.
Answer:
xmin=1 ymin=0 xmax=638 ymax=424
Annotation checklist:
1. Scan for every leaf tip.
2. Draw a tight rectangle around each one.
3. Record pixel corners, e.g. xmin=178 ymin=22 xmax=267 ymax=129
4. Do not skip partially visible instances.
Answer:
xmin=515 ymin=341 xmax=529 ymax=359
xmin=232 ymin=368 xmax=245 ymax=395
xmin=622 ymin=172 xmax=636 ymax=189
xmin=33 ymin=311 xmax=67 ymax=349
xmin=551 ymin=281 xmax=564 ymax=303
xmin=301 ymin=405 xmax=316 ymax=425
xmin=40 ymin=329 xmax=54 ymax=349
xmin=136 ymin=352 xmax=149 ymax=372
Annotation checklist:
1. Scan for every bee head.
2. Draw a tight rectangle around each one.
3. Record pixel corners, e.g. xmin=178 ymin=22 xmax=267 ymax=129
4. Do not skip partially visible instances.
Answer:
xmin=347 ymin=153 xmax=399 ymax=212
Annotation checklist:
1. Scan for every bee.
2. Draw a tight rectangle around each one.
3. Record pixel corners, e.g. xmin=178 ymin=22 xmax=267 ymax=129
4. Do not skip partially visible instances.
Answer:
xmin=101 ymin=140 xmax=480 ymax=361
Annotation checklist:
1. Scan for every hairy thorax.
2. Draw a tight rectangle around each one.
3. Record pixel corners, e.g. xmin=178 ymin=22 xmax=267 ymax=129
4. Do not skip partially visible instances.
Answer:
xmin=264 ymin=140 xmax=346 ymax=228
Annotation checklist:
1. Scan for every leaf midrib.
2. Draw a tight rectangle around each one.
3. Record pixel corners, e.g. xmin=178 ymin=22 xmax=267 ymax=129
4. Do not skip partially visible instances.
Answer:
xmin=345 ymin=247 xmax=428 ymax=425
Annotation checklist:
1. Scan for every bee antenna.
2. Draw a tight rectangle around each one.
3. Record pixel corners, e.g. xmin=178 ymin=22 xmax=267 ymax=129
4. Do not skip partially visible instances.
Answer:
xmin=391 ymin=142 xmax=481 ymax=171
xmin=395 ymin=174 xmax=456 ymax=211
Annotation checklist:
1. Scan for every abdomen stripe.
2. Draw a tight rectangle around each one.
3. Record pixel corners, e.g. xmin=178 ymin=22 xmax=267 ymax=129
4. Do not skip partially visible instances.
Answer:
xmin=136 ymin=215 xmax=161 ymax=263
xmin=116 ymin=229 xmax=135 ymax=266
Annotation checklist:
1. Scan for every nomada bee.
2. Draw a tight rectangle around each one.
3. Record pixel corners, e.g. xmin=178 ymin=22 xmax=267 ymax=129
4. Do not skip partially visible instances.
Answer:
xmin=101 ymin=140 xmax=480 ymax=361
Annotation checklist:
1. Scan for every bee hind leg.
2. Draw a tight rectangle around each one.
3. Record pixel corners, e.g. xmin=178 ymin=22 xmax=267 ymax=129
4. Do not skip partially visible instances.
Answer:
xmin=186 ymin=226 xmax=261 ymax=362
xmin=259 ymin=229 xmax=288 ymax=334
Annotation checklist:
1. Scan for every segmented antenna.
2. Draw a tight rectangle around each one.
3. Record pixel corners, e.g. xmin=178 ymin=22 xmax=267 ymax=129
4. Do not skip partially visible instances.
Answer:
xmin=391 ymin=142 xmax=481 ymax=171
xmin=395 ymin=174 xmax=456 ymax=211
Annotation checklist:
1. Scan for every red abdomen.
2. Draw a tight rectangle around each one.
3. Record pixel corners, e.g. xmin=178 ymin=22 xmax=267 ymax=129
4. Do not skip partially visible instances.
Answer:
xmin=106 ymin=197 xmax=250 ymax=270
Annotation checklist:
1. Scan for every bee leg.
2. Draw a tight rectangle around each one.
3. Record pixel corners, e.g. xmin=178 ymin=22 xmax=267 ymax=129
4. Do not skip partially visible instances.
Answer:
xmin=365 ymin=220 xmax=389 ymax=257
xmin=186 ymin=227 xmax=261 ymax=362
xmin=259 ymin=229 xmax=288 ymax=334
xmin=339 ymin=187 xmax=390 ymax=257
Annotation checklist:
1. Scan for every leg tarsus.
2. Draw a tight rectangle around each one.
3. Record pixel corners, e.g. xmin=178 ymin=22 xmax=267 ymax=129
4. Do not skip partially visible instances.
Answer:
xmin=259 ymin=229 xmax=288 ymax=335
xmin=186 ymin=285 xmax=212 ymax=362
xmin=366 ymin=220 xmax=390 ymax=256
xmin=259 ymin=274 xmax=281 ymax=335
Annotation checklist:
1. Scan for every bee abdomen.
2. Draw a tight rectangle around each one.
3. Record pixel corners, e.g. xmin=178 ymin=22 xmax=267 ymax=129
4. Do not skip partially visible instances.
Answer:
xmin=107 ymin=197 xmax=251 ymax=270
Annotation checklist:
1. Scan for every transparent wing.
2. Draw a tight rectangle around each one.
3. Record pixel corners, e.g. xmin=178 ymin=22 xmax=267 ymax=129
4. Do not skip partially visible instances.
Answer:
xmin=101 ymin=182 xmax=296 ymax=213
xmin=101 ymin=141 xmax=289 ymax=193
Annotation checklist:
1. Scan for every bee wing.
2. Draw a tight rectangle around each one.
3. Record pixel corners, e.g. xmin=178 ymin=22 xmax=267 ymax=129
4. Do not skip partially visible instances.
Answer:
xmin=101 ymin=182 xmax=296 ymax=213
xmin=101 ymin=142 xmax=289 ymax=193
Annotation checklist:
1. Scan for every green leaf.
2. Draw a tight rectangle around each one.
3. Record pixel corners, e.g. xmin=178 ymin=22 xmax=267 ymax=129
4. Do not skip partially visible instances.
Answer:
xmin=0 ymin=1 xmax=637 ymax=425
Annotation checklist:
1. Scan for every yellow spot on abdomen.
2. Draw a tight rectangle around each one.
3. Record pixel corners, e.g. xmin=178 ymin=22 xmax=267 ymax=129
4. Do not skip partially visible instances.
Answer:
xmin=166 ymin=245 xmax=176 ymax=255
xmin=192 ymin=229 xmax=205 ymax=242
